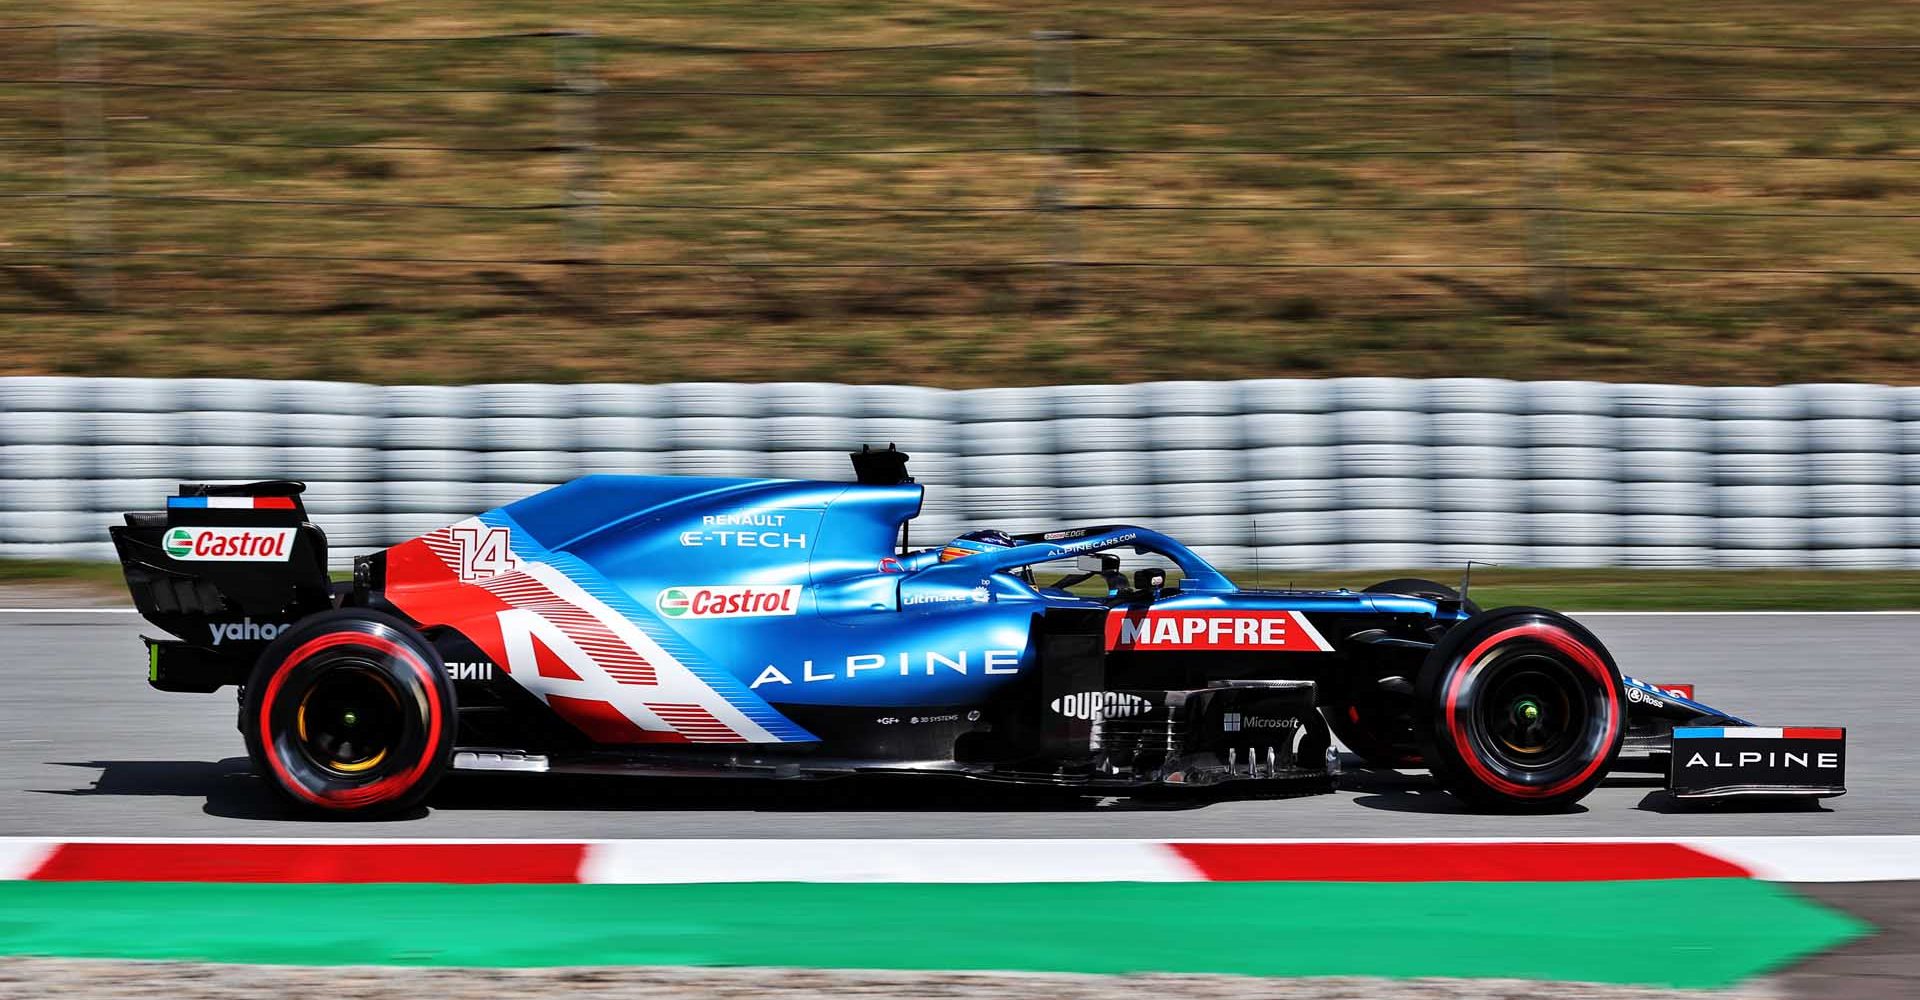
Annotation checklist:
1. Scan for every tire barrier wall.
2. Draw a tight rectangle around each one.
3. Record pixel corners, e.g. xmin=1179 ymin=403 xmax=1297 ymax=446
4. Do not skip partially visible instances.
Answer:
xmin=4 ymin=376 xmax=1918 ymax=571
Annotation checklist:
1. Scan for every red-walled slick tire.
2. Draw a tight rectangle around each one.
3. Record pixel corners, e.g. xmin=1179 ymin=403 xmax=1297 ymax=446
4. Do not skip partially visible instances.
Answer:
xmin=1415 ymin=607 xmax=1625 ymax=813
xmin=242 ymin=609 xmax=454 ymax=817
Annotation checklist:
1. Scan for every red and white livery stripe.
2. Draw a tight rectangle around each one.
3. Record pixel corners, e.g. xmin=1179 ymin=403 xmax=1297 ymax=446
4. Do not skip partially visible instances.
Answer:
xmin=482 ymin=571 xmax=657 ymax=686
xmin=645 ymin=703 xmax=748 ymax=744
xmin=394 ymin=518 xmax=773 ymax=744
xmin=511 ymin=558 xmax=768 ymax=742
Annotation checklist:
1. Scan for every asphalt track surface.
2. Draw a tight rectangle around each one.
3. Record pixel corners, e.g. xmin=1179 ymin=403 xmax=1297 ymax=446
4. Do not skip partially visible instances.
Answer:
xmin=2 ymin=610 xmax=1911 ymax=839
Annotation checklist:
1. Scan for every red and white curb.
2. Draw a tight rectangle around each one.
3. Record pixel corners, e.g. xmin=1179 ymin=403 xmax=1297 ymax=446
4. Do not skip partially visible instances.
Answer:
xmin=0 ymin=837 xmax=1915 ymax=885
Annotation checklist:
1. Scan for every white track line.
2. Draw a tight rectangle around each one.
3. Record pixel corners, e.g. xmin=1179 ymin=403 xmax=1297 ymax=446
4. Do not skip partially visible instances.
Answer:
xmin=583 ymin=839 xmax=1202 ymax=884
xmin=1680 ymin=836 xmax=1920 ymax=883
xmin=0 ymin=840 xmax=57 ymax=880
xmin=0 ymin=608 xmax=137 ymax=613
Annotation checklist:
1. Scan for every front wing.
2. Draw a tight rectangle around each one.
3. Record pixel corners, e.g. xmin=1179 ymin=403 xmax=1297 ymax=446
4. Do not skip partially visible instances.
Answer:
xmin=1666 ymin=726 xmax=1847 ymax=799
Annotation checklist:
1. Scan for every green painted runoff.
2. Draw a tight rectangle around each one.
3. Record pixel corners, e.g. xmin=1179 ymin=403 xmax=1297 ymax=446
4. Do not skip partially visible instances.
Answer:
xmin=0 ymin=879 xmax=1868 ymax=988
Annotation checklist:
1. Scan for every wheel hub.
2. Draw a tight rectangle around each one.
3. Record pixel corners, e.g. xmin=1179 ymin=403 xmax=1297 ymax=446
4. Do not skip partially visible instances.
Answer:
xmin=1477 ymin=654 xmax=1588 ymax=768
xmin=295 ymin=664 xmax=403 ymax=776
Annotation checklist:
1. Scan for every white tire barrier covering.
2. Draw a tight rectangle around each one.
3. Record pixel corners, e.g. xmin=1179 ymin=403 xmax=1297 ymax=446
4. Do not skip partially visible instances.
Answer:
xmin=3 ymin=377 xmax=1920 ymax=570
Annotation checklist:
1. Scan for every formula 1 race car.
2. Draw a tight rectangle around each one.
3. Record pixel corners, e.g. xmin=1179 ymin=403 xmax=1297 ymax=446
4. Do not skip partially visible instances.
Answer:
xmin=110 ymin=447 xmax=1847 ymax=816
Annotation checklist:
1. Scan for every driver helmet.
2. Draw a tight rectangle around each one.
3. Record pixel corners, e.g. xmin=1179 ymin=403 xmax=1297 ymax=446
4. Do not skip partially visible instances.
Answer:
xmin=939 ymin=529 xmax=1018 ymax=562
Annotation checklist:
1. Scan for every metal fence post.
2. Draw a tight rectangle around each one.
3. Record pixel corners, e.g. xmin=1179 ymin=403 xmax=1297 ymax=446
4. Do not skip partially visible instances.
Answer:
xmin=553 ymin=29 xmax=603 ymax=306
xmin=56 ymin=23 xmax=113 ymax=311
xmin=1032 ymin=30 xmax=1081 ymax=310
xmin=1510 ymin=34 xmax=1567 ymax=315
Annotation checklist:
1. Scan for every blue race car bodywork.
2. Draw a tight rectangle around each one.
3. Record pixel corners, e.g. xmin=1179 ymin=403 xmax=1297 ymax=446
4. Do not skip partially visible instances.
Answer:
xmin=110 ymin=448 xmax=1848 ymax=815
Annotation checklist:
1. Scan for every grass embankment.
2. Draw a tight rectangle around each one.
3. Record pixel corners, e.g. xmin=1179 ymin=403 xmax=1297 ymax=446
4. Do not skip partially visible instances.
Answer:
xmin=1 ymin=2 xmax=1917 ymax=386
xmin=0 ymin=560 xmax=125 ymax=589
xmin=8 ymin=559 xmax=1920 ymax=609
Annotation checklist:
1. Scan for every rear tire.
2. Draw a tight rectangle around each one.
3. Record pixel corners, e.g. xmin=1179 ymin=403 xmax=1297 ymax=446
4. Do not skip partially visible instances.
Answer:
xmin=1415 ymin=607 xmax=1624 ymax=812
xmin=242 ymin=608 xmax=454 ymax=817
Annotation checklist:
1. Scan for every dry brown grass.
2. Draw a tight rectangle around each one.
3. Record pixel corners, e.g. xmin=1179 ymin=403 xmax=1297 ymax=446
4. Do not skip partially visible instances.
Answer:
xmin=3 ymin=1 xmax=1917 ymax=386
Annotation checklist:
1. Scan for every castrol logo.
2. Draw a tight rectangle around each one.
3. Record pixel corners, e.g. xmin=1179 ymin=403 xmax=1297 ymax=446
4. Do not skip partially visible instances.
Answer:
xmin=656 ymin=585 xmax=801 ymax=620
xmin=162 ymin=526 xmax=295 ymax=562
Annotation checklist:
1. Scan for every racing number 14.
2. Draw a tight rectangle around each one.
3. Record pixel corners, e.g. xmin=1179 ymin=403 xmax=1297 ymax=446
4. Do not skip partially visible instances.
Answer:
xmin=452 ymin=526 xmax=518 ymax=582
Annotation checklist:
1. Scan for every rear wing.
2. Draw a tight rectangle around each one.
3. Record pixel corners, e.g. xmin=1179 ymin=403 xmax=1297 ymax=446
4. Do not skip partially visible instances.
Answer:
xmin=109 ymin=481 xmax=336 ymax=691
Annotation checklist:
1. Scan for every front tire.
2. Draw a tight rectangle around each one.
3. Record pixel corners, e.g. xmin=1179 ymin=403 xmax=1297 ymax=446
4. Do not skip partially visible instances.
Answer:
xmin=1415 ymin=607 xmax=1624 ymax=812
xmin=242 ymin=609 xmax=454 ymax=817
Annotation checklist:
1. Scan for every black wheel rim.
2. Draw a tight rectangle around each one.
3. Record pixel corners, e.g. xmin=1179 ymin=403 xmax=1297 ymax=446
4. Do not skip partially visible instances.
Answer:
xmin=295 ymin=662 xmax=405 ymax=777
xmin=1470 ymin=650 xmax=1590 ymax=772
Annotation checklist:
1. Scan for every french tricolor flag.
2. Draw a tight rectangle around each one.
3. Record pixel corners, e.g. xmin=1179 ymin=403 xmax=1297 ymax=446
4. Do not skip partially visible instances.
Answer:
xmin=167 ymin=496 xmax=297 ymax=510
xmin=1673 ymin=726 xmax=1844 ymax=740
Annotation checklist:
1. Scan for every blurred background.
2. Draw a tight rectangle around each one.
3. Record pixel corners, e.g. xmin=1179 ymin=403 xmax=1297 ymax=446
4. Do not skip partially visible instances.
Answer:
xmin=5 ymin=3 xmax=1920 ymax=591
xmin=3 ymin=1 xmax=1917 ymax=387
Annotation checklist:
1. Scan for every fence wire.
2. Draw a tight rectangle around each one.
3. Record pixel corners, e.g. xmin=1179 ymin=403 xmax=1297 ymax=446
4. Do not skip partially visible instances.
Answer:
xmin=5 ymin=135 xmax=1916 ymax=164
xmin=0 ymin=23 xmax=1915 ymax=303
